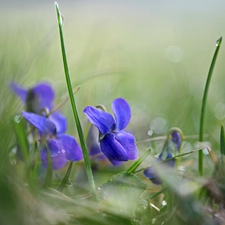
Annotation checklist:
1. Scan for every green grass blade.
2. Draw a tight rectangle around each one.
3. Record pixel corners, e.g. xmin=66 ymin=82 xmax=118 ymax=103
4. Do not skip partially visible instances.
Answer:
xmin=13 ymin=115 xmax=29 ymax=161
xmin=220 ymin=124 xmax=225 ymax=156
xmin=127 ymin=148 xmax=151 ymax=174
xmin=55 ymin=2 xmax=96 ymax=197
xmin=58 ymin=161 xmax=73 ymax=192
xmin=198 ymin=36 xmax=222 ymax=176
xmin=44 ymin=145 xmax=53 ymax=187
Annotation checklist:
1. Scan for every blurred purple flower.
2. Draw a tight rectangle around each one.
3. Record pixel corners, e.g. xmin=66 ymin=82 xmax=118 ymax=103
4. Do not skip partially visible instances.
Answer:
xmin=144 ymin=130 xmax=182 ymax=185
xmin=143 ymin=152 xmax=175 ymax=185
xmin=10 ymin=81 xmax=55 ymax=113
xmin=84 ymin=98 xmax=138 ymax=165
xmin=22 ymin=111 xmax=83 ymax=170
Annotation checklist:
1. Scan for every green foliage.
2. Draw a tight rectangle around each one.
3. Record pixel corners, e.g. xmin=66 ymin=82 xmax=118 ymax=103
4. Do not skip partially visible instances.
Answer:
xmin=1 ymin=1 xmax=225 ymax=225
xmin=99 ymin=172 xmax=147 ymax=217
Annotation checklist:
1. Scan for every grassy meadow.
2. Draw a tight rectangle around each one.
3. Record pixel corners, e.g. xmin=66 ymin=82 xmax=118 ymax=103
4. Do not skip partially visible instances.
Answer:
xmin=1 ymin=1 xmax=225 ymax=224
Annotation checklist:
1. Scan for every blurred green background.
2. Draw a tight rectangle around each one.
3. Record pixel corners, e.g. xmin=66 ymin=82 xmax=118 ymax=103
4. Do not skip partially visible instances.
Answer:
xmin=1 ymin=1 xmax=225 ymax=224
xmin=1 ymin=0 xmax=225 ymax=172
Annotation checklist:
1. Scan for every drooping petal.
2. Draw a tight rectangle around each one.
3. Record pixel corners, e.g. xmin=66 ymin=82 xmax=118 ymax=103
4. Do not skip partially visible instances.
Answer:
xmin=41 ymin=138 xmax=67 ymax=170
xmin=143 ymin=167 xmax=162 ymax=185
xmin=171 ymin=131 xmax=182 ymax=151
xmin=10 ymin=82 xmax=28 ymax=103
xmin=32 ymin=82 xmax=55 ymax=111
xmin=49 ymin=111 xmax=67 ymax=134
xmin=22 ymin=111 xmax=56 ymax=136
xmin=158 ymin=152 xmax=176 ymax=167
xmin=84 ymin=106 xmax=115 ymax=135
xmin=100 ymin=133 xmax=129 ymax=165
xmin=57 ymin=134 xmax=83 ymax=161
xmin=144 ymin=152 xmax=175 ymax=185
xmin=115 ymin=131 xmax=138 ymax=160
xmin=109 ymin=160 xmax=123 ymax=166
xmin=112 ymin=98 xmax=131 ymax=131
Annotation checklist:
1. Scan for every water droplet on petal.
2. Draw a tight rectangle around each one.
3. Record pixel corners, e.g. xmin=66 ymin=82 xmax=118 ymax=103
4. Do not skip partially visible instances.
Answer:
xmin=62 ymin=149 xmax=66 ymax=154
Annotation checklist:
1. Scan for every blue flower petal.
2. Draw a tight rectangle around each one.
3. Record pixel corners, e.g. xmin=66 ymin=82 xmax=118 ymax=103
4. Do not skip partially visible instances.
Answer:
xmin=32 ymin=82 xmax=55 ymax=111
xmin=22 ymin=111 xmax=56 ymax=136
xmin=112 ymin=98 xmax=131 ymax=131
xmin=57 ymin=134 xmax=83 ymax=161
xmin=41 ymin=138 xmax=67 ymax=170
xmin=171 ymin=131 xmax=182 ymax=151
xmin=109 ymin=160 xmax=123 ymax=166
xmin=143 ymin=167 xmax=162 ymax=185
xmin=115 ymin=131 xmax=138 ymax=160
xmin=49 ymin=111 xmax=67 ymax=134
xmin=158 ymin=152 xmax=175 ymax=167
xmin=84 ymin=106 xmax=115 ymax=135
xmin=10 ymin=82 xmax=28 ymax=103
xmin=100 ymin=133 xmax=129 ymax=165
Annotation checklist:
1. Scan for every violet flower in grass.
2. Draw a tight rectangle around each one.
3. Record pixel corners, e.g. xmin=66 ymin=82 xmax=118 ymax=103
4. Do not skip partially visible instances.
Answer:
xmin=87 ymin=124 xmax=107 ymax=161
xmin=10 ymin=81 xmax=55 ymax=113
xmin=84 ymin=98 xmax=138 ymax=165
xmin=22 ymin=111 xmax=83 ymax=170
xmin=144 ymin=130 xmax=182 ymax=185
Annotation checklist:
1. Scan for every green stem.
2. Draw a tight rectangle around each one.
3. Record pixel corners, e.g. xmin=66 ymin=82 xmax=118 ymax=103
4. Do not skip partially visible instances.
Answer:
xmin=55 ymin=2 xmax=96 ymax=197
xmin=58 ymin=161 xmax=73 ymax=192
xmin=198 ymin=37 xmax=222 ymax=176
xmin=127 ymin=148 xmax=151 ymax=174
xmin=44 ymin=144 xmax=53 ymax=187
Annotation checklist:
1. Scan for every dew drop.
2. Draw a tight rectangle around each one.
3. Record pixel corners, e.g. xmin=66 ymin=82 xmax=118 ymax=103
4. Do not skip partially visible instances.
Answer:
xmin=62 ymin=149 xmax=66 ymax=154
xmin=178 ymin=166 xmax=186 ymax=174
xmin=55 ymin=2 xmax=64 ymax=27
xmin=60 ymin=15 xmax=64 ymax=27
xmin=14 ymin=115 xmax=21 ymax=124
xmin=10 ymin=159 xmax=17 ymax=165
xmin=216 ymin=37 xmax=222 ymax=47
xmin=162 ymin=200 xmax=167 ymax=206
xmin=147 ymin=130 xmax=154 ymax=136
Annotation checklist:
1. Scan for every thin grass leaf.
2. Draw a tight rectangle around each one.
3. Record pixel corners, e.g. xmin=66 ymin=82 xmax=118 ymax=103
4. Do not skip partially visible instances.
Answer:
xmin=55 ymin=2 xmax=96 ymax=197
xmin=13 ymin=115 xmax=29 ymax=161
xmin=220 ymin=124 xmax=225 ymax=156
xmin=58 ymin=161 xmax=73 ymax=192
xmin=127 ymin=148 xmax=151 ymax=174
xmin=199 ymin=36 xmax=222 ymax=176
xmin=44 ymin=145 xmax=53 ymax=187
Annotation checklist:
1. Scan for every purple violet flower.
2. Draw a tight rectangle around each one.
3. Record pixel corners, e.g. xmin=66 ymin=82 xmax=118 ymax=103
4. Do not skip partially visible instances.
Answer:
xmin=143 ymin=152 xmax=175 ymax=185
xmin=86 ymin=124 xmax=107 ymax=161
xmin=22 ymin=111 xmax=83 ymax=170
xmin=143 ymin=130 xmax=182 ymax=185
xmin=10 ymin=81 xmax=55 ymax=113
xmin=84 ymin=98 xmax=138 ymax=165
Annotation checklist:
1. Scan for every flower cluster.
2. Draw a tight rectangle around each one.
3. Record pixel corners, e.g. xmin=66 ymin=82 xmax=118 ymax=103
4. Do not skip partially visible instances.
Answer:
xmin=143 ymin=129 xmax=183 ymax=185
xmin=11 ymin=81 xmax=83 ymax=170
